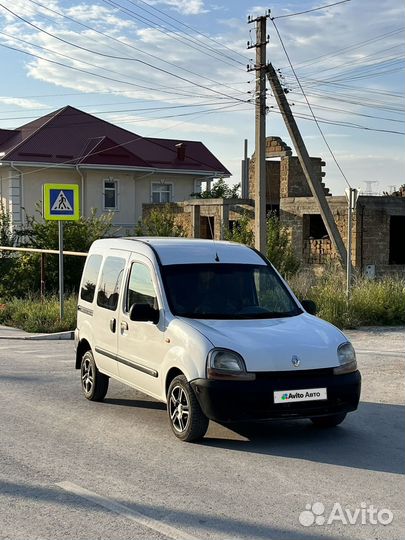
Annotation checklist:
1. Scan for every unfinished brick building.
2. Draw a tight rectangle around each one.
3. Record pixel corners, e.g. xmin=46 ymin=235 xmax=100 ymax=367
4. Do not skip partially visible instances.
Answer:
xmin=141 ymin=135 xmax=404 ymax=277
xmin=249 ymin=136 xmax=405 ymax=277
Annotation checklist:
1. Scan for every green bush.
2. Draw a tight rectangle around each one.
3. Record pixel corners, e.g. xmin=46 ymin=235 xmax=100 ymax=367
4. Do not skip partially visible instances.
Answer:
xmin=135 ymin=205 xmax=186 ymax=237
xmin=0 ymin=208 xmax=113 ymax=298
xmin=0 ymin=295 xmax=77 ymax=333
xmin=266 ymin=213 xmax=300 ymax=278
xmin=225 ymin=212 xmax=254 ymax=246
xmin=290 ymin=270 xmax=405 ymax=328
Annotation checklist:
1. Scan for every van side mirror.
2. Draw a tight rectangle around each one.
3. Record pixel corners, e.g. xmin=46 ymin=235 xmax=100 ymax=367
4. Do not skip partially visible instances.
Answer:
xmin=129 ymin=303 xmax=159 ymax=324
xmin=301 ymin=300 xmax=317 ymax=316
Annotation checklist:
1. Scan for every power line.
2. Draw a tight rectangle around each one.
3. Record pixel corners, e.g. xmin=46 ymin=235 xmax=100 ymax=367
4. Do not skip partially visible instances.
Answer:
xmin=0 ymin=32 xmax=247 ymax=107
xmin=26 ymin=0 xmax=247 ymax=94
xmin=280 ymin=28 xmax=403 ymax=73
xmin=272 ymin=0 xmax=350 ymax=19
xmin=4 ymin=2 xmax=248 ymax=100
xmin=271 ymin=18 xmax=352 ymax=188
xmin=102 ymin=0 xmax=245 ymax=70
xmin=0 ymin=32 xmax=236 ymax=102
xmin=133 ymin=0 xmax=250 ymax=64
xmin=125 ymin=0 xmax=249 ymax=66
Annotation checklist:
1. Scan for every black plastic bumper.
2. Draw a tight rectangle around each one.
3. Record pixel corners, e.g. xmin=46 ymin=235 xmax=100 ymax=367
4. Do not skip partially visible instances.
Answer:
xmin=190 ymin=369 xmax=361 ymax=422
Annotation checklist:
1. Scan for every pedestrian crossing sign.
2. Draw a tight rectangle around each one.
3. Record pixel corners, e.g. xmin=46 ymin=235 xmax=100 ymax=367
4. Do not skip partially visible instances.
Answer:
xmin=43 ymin=183 xmax=80 ymax=220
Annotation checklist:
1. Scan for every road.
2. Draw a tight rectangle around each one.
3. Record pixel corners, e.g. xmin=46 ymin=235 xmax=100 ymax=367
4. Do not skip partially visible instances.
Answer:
xmin=0 ymin=327 xmax=404 ymax=540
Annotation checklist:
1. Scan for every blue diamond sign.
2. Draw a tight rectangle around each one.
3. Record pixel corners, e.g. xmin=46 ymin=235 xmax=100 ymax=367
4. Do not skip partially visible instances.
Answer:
xmin=43 ymin=183 xmax=80 ymax=220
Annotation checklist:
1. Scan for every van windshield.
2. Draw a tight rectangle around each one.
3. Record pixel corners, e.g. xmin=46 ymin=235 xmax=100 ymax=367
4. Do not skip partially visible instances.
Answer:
xmin=162 ymin=263 xmax=302 ymax=319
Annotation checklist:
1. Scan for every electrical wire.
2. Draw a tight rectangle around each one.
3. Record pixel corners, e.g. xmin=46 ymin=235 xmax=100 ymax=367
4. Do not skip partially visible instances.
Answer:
xmin=0 ymin=3 xmax=248 ymax=103
xmin=272 ymin=0 xmax=350 ymax=19
xmin=133 ymin=0 xmax=250 ymax=64
xmin=271 ymin=18 xmax=352 ymax=188
xmin=24 ymin=0 xmax=248 ymax=97
xmin=124 ymin=0 xmax=248 ymax=66
xmin=102 ymin=0 xmax=245 ymax=70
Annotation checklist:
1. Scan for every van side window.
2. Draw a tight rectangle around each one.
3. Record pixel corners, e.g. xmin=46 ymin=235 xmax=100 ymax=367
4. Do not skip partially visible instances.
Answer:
xmin=80 ymin=254 xmax=102 ymax=303
xmin=125 ymin=263 xmax=158 ymax=313
xmin=96 ymin=256 xmax=126 ymax=311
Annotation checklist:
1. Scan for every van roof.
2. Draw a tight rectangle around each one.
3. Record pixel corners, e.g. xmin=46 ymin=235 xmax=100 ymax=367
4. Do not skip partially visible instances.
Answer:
xmin=90 ymin=237 xmax=266 ymax=266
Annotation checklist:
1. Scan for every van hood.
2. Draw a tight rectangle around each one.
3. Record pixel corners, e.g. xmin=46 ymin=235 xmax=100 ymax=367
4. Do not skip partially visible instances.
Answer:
xmin=178 ymin=313 xmax=347 ymax=371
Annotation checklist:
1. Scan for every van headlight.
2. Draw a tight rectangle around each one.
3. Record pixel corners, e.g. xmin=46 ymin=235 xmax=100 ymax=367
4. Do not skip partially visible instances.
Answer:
xmin=334 ymin=342 xmax=357 ymax=375
xmin=207 ymin=349 xmax=255 ymax=381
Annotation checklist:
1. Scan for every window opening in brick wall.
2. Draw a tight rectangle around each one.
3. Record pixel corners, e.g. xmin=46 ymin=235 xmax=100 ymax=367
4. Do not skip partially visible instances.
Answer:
xmin=200 ymin=216 xmax=215 ymax=239
xmin=304 ymin=214 xmax=328 ymax=239
xmin=389 ymin=215 xmax=405 ymax=264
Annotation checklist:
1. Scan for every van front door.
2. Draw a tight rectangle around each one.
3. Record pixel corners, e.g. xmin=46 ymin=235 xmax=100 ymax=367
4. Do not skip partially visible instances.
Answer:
xmin=117 ymin=256 xmax=165 ymax=399
xmin=93 ymin=253 xmax=128 ymax=377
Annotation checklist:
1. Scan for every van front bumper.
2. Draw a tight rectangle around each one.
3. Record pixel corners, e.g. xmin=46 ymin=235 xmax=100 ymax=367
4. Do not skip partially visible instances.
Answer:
xmin=190 ymin=369 xmax=361 ymax=422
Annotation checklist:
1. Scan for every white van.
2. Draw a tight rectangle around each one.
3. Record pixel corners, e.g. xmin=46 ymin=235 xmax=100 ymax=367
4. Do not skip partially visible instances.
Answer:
xmin=75 ymin=238 xmax=361 ymax=442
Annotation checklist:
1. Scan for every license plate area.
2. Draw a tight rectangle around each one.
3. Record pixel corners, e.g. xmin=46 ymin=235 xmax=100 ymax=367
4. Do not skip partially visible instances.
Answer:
xmin=274 ymin=387 xmax=327 ymax=404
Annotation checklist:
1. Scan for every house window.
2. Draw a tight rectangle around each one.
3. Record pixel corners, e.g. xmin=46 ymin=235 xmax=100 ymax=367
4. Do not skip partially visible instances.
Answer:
xmin=103 ymin=178 xmax=118 ymax=210
xmin=151 ymin=182 xmax=172 ymax=203
xmin=389 ymin=215 xmax=405 ymax=264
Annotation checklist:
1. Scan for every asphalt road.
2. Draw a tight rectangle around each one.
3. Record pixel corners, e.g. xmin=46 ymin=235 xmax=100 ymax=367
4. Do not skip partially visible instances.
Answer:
xmin=0 ymin=328 xmax=404 ymax=540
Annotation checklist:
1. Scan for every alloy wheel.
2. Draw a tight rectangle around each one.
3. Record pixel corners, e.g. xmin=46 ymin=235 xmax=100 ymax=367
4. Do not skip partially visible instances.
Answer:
xmin=169 ymin=385 xmax=190 ymax=433
xmin=81 ymin=357 xmax=94 ymax=394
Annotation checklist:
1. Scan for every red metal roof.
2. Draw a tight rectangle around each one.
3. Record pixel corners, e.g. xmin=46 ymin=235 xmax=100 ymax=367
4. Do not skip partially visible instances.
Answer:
xmin=0 ymin=106 xmax=230 ymax=175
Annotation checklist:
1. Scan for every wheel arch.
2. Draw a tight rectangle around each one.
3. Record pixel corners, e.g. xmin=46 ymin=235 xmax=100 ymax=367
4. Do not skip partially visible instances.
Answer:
xmin=75 ymin=338 xmax=92 ymax=369
xmin=165 ymin=367 xmax=184 ymax=397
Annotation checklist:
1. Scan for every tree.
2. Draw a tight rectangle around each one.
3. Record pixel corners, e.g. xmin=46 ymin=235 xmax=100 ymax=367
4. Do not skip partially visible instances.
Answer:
xmin=0 ymin=207 xmax=113 ymax=298
xmin=192 ymin=178 xmax=240 ymax=199
xmin=135 ymin=205 xmax=186 ymax=237
xmin=225 ymin=212 xmax=254 ymax=246
xmin=266 ymin=212 xmax=300 ymax=277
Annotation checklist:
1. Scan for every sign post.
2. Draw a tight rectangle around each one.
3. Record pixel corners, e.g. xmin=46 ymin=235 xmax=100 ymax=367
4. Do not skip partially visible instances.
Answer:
xmin=43 ymin=183 xmax=80 ymax=320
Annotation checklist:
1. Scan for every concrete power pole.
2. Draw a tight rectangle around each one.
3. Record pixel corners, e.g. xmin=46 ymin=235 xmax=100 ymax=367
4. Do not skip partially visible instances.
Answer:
xmin=248 ymin=11 xmax=270 ymax=254
xmin=266 ymin=63 xmax=347 ymax=268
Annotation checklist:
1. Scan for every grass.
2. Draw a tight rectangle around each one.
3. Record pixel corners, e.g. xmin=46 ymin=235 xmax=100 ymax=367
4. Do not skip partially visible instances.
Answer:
xmin=290 ymin=271 xmax=405 ymax=329
xmin=0 ymin=273 xmax=404 ymax=333
xmin=0 ymin=295 xmax=77 ymax=333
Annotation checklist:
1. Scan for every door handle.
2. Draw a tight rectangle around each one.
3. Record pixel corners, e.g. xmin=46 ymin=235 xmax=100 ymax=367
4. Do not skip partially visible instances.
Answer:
xmin=120 ymin=321 xmax=129 ymax=332
xmin=109 ymin=318 xmax=116 ymax=333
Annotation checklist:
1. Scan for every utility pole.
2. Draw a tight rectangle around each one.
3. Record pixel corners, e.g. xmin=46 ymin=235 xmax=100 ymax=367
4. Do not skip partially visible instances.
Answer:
xmin=345 ymin=187 xmax=358 ymax=298
xmin=248 ymin=11 xmax=270 ymax=254
xmin=266 ymin=63 xmax=347 ymax=268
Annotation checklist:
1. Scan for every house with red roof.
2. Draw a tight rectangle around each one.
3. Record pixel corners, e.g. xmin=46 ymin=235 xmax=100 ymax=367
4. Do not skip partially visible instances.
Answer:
xmin=0 ymin=106 xmax=230 ymax=230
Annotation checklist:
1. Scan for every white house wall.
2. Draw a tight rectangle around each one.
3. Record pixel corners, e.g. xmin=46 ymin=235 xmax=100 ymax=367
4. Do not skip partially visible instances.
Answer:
xmin=1 ymin=165 xmax=199 ymax=231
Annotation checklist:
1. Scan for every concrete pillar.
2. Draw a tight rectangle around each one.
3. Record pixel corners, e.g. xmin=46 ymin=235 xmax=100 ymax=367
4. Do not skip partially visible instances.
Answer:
xmin=191 ymin=205 xmax=201 ymax=238
xmin=220 ymin=204 xmax=229 ymax=240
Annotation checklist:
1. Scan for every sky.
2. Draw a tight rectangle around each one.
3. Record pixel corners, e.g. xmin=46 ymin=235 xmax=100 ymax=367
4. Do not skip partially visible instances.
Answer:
xmin=0 ymin=0 xmax=403 ymax=196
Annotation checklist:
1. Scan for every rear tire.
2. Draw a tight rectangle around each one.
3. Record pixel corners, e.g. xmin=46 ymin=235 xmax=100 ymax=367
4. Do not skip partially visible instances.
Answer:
xmin=311 ymin=413 xmax=346 ymax=427
xmin=80 ymin=350 xmax=109 ymax=402
xmin=167 ymin=375 xmax=209 ymax=442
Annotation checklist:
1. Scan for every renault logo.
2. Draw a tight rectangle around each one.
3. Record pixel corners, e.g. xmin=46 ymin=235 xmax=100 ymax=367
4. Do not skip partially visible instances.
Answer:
xmin=292 ymin=355 xmax=301 ymax=367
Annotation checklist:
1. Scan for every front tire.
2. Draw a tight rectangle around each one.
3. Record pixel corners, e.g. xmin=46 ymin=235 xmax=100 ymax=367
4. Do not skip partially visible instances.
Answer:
xmin=80 ymin=350 xmax=109 ymax=402
xmin=311 ymin=413 xmax=346 ymax=427
xmin=167 ymin=375 xmax=209 ymax=442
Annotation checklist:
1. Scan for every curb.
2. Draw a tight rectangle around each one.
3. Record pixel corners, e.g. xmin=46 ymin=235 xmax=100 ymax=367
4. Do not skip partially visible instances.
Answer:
xmin=0 ymin=330 xmax=74 ymax=341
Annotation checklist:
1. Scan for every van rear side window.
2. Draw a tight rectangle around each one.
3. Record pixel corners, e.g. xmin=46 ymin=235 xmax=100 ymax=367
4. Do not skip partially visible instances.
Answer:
xmin=80 ymin=254 xmax=102 ymax=303
xmin=96 ymin=256 xmax=126 ymax=311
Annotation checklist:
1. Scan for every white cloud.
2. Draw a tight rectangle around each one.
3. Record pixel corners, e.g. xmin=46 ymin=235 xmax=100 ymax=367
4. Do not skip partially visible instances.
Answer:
xmin=105 ymin=114 xmax=234 ymax=135
xmin=0 ymin=96 xmax=47 ymax=109
xmin=146 ymin=0 xmax=208 ymax=15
